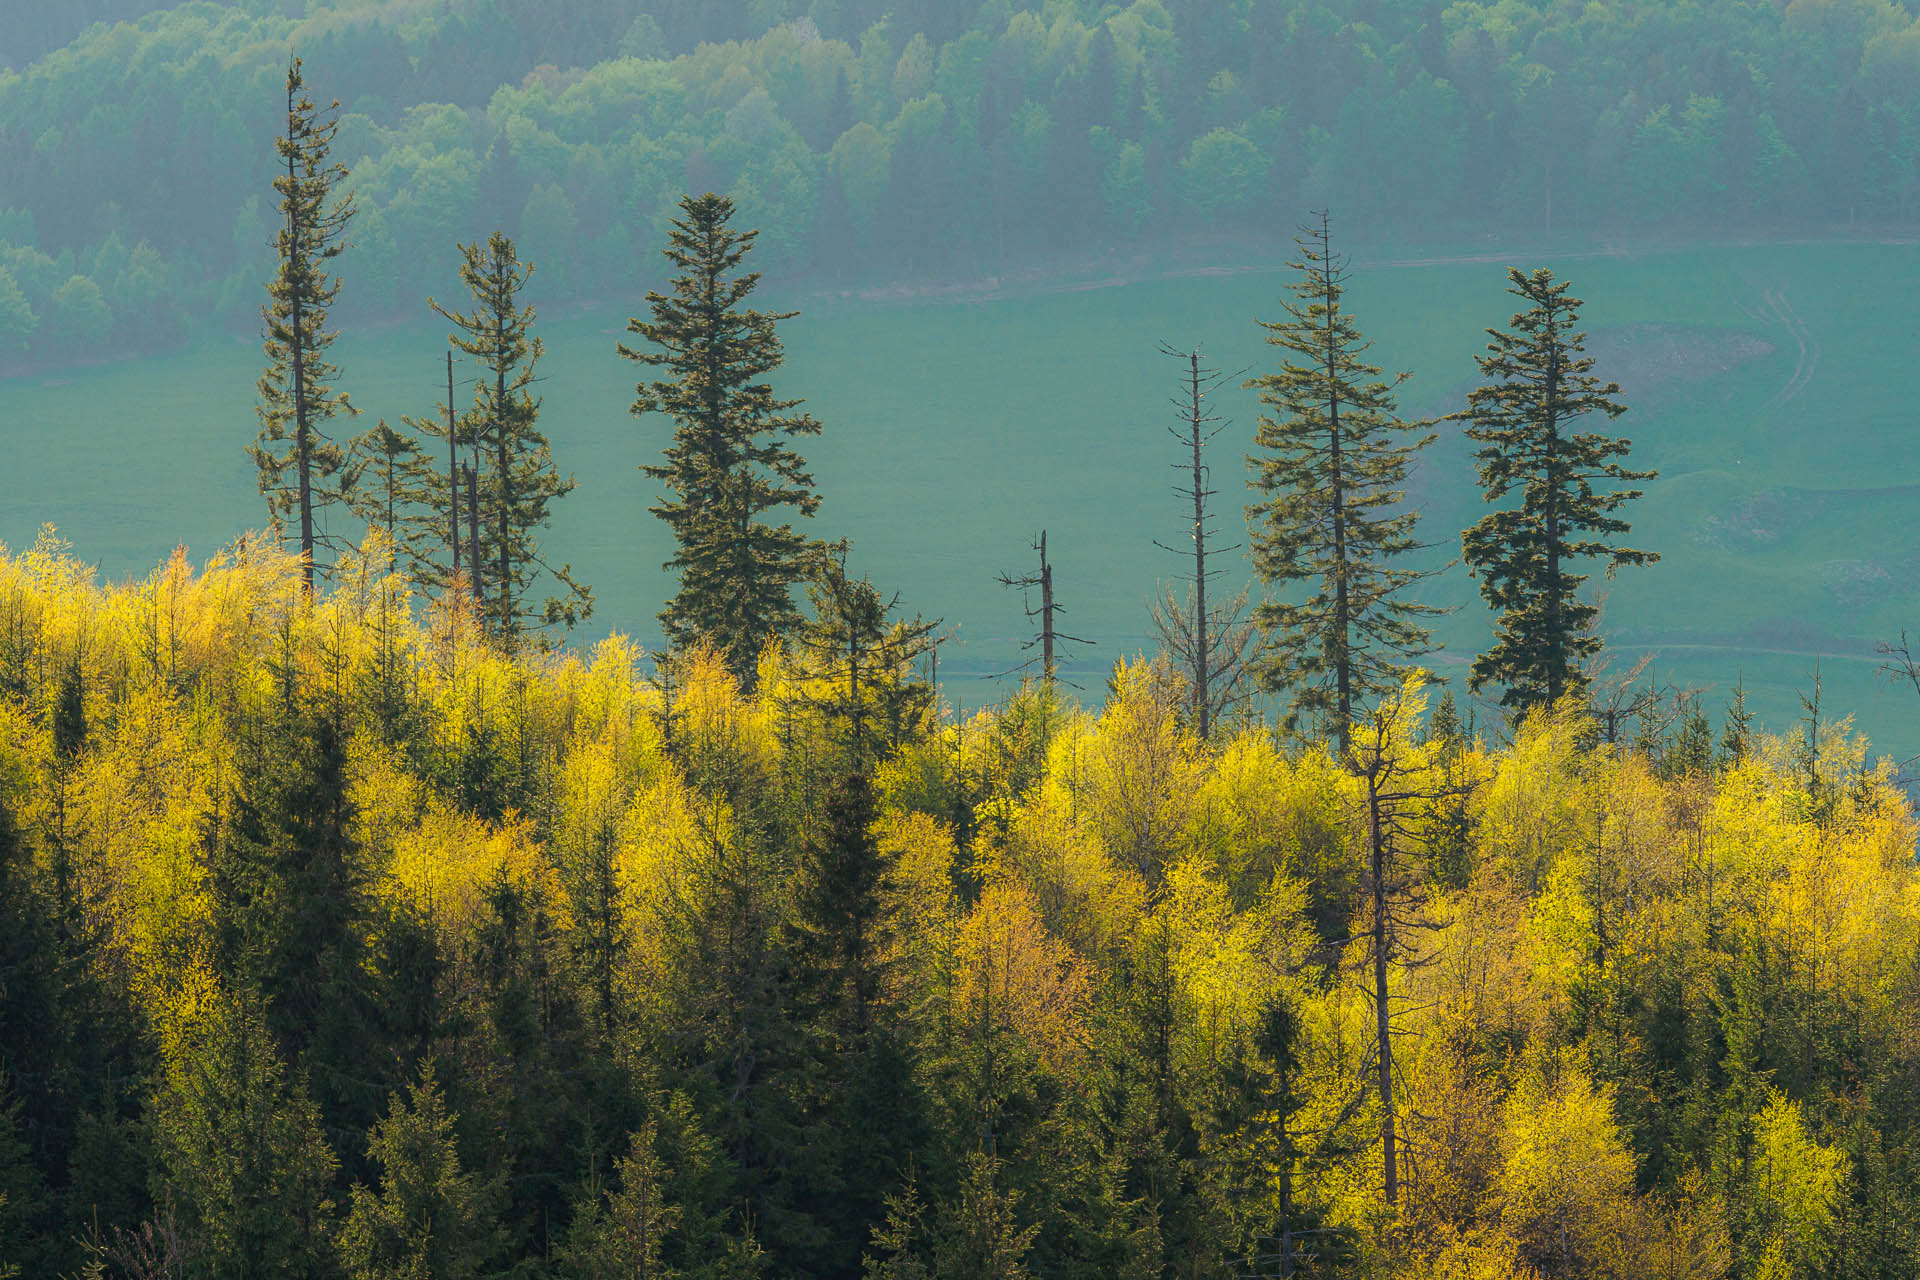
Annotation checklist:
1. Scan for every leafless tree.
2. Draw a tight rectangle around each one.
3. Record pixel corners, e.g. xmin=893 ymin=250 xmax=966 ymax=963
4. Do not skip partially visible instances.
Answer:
xmin=1149 ymin=343 xmax=1255 ymax=738
xmin=997 ymin=530 xmax=1092 ymax=684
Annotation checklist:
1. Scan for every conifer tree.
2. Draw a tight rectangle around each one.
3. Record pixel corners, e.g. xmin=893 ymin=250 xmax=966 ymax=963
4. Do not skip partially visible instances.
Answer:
xmin=339 ymin=1067 xmax=506 ymax=1280
xmin=562 ymin=1122 xmax=682 ymax=1279
xmin=1461 ymin=267 xmax=1658 ymax=712
xmin=211 ymin=695 xmax=377 ymax=1137
xmin=790 ymin=772 xmax=889 ymax=1042
xmin=150 ymin=988 xmax=338 ymax=1280
xmin=622 ymin=193 xmax=823 ymax=689
xmin=344 ymin=418 xmax=435 ymax=578
xmin=251 ymin=58 xmax=356 ymax=591
xmin=1245 ymin=213 xmax=1439 ymax=754
xmin=432 ymin=232 xmax=592 ymax=644
xmin=799 ymin=544 xmax=939 ymax=768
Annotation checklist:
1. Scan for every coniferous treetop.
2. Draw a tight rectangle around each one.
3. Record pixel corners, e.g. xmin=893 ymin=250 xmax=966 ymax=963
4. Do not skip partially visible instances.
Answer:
xmin=1461 ymin=266 xmax=1658 ymax=710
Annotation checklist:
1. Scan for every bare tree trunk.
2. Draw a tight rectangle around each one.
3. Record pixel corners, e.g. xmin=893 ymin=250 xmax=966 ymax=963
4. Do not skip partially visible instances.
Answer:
xmin=1039 ymin=529 xmax=1055 ymax=682
xmin=1187 ymin=351 xmax=1210 ymax=738
xmin=1370 ymin=782 xmax=1396 ymax=1204
xmin=447 ymin=349 xmax=461 ymax=586
xmin=465 ymin=461 xmax=481 ymax=615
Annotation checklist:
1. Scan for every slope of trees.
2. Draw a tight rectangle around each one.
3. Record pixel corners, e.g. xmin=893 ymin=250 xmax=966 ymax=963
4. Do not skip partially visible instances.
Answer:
xmin=5 ymin=0 xmax=1920 ymax=369
xmin=0 ymin=532 xmax=1913 ymax=1279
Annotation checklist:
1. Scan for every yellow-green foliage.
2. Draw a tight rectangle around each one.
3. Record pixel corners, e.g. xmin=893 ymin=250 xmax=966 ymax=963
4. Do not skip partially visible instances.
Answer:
xmin=2 ymin=536 xmax=1916 ymax=1280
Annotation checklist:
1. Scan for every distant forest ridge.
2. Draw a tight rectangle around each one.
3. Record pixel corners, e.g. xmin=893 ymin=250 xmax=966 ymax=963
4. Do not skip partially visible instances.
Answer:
xmin=3 ymin=0 xmax=1919 ymax=367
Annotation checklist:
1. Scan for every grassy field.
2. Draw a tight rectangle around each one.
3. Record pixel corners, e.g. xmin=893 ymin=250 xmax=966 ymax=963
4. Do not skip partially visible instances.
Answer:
xmin=4 ymin=241 xmax=1918 ymax=758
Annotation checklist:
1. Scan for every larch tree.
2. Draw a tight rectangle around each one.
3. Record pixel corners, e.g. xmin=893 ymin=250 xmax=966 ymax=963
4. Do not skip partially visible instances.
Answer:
xmin=621 ymin=193 xmax=822 ymax=690
xmin=431 ymin=232 xmax=592 ymax=644
xmin=1460 ymin=266 xmax=1657 ymax=713
xmin=1346 ymin=680 xmax=1462 ymax=1209
xmin=250 ymin=57 xmax=356 ymax=591
xmin=1245 ymin=212 xmax=1440 ymax=755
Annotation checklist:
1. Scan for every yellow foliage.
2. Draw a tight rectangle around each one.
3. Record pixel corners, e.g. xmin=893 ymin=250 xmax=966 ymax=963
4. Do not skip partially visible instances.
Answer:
xmin=955 ymin=881 xmax=1094 ymax=1074
xmin=1407 ymin=1227 xmax=1542 ymax=1280
xmin=1748 ymin=1094 xmax=1847 ymax=1278
xmin=1185 ymin=729 xmax=1352 ymax=904
xmin=1497 ymin=1061 xmax=1637 ymax=1277
xmin=1156 ymin=854 xmax=1308 ymax=1042
xmin=1066 ymin=655 xmax=1203 ymax=879
xmin=1477 ymin=699 xmax=1596 ymax=892
xmin=385 ymin=809 xmax=558 ymax=936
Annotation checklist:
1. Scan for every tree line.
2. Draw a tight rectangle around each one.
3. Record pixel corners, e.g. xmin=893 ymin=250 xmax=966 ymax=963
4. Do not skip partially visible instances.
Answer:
xmin=6 ymin=0 xmax=1920 ymax=367
xmin=260 ymin=59 xmax=1662 ymax=737
xmin=0 ymin=491 xmax=1909 ymax=1280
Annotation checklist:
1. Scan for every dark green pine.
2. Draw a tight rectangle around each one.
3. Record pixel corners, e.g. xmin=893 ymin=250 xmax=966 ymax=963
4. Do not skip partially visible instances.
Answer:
xmin=622 ymin=193 xmax=822 ymax=691
xmin=1460 ymin=266 xmax=1658 ymax=714
xmin=1245 ymin=212 xmax=1440 ymax=754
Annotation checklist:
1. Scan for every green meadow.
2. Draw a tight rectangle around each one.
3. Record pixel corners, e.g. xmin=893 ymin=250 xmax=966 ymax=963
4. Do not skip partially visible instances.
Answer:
xmin=4 ymin=240 xmax=1917 ymax=757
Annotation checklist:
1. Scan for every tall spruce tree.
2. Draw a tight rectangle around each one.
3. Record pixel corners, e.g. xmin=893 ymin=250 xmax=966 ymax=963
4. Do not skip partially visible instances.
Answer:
xmin=431 ymin=232 xmax=592 ymax=643
xmin=1245 ymin=213 xmax=1439 ymax=753
xmin=251 ymin=57 xmax=356 ymax=591
xmin=622 ymin=193 xmax=823 ymax=690
xmin=1460 ymin=267 xmax=1658 ymax=712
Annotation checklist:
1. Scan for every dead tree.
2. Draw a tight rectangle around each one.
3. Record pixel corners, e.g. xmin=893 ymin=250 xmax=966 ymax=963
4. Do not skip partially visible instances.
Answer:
xmin=1346 ymin=687 xmax=1473 ymax=1206
xmin=1149 ymin=343 xmax=1255 ymax=738
xmin=997 ymin=530 xmax=1092 ymax=684
xmin=447 ymin=349 xmax=462 ymax=586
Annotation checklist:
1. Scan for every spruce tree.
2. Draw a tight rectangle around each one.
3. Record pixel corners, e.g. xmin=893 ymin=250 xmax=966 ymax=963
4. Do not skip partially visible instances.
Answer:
xmin=338 ymin=1067 xmax=506 ymax=1280
xmin=1245 ymin=213 xmax=1439 ymax=753
xmin=251 ymin=57 xmax=356 ymax=591
xmin=211 ymin=695 xmax=378 ymax=1139
xmin=431 ymin=232 xmax=592 ymax=643
xmin=344 ymin=418 xmax=433 ymax=577
xmin=622 ymin=193 xmax=822 ymax=690
xmin=798 ymin=545 xmax=938 ymax=769
xmin=150 ymin=989 xmax=338 ymax=1280
xmin=1460 ymin=267 xmax=1658 ymax=712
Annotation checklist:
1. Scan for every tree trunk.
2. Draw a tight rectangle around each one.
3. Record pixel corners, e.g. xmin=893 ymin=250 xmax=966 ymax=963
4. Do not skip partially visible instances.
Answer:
xmin=447 ymin=349 xmax=461 ymax=586
xmin=1039 ymin=530 xmax=1055 ymax=682
xmin=1370 ymin=781 xmax=1396 ymax=1204
xmin=1189 ymin=351 xmax=1210 ymax=739
xmin=1321 ymin=215 xmax=1351 ymax=755
xmin=287 ymin=73 xmax=313 ymax=591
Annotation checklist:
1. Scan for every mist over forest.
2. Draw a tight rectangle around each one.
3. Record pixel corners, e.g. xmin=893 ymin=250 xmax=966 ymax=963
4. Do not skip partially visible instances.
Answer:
xmin=4 ymin=0 xmax=1920 ymax=365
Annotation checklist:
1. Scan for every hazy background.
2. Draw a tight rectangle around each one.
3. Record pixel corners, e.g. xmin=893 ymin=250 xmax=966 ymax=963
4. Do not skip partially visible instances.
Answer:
xmin=1 ymin=0 xmax=1918 ymax=754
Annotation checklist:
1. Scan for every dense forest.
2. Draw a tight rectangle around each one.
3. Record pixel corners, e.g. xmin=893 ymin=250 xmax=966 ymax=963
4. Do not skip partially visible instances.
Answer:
xmin=1 ymin=523 xmax=1916 ymax=1280
xmin=5 ymin=8 xmax=1920 ymax=1279
xmin=6 ymin=0 xmax=1920 ymax=365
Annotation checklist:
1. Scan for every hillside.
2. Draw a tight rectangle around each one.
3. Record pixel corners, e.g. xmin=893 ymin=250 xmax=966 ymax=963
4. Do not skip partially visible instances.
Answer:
xmin=0 ymin=537 xmax=1915 ymax=1278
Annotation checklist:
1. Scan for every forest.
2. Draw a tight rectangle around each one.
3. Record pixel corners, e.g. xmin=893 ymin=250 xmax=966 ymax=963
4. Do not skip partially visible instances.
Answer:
xmin=6 ymin=0 xmax=1920 ymax=365
xmin=1 ymin=21 xmax=1919 ymax=1272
